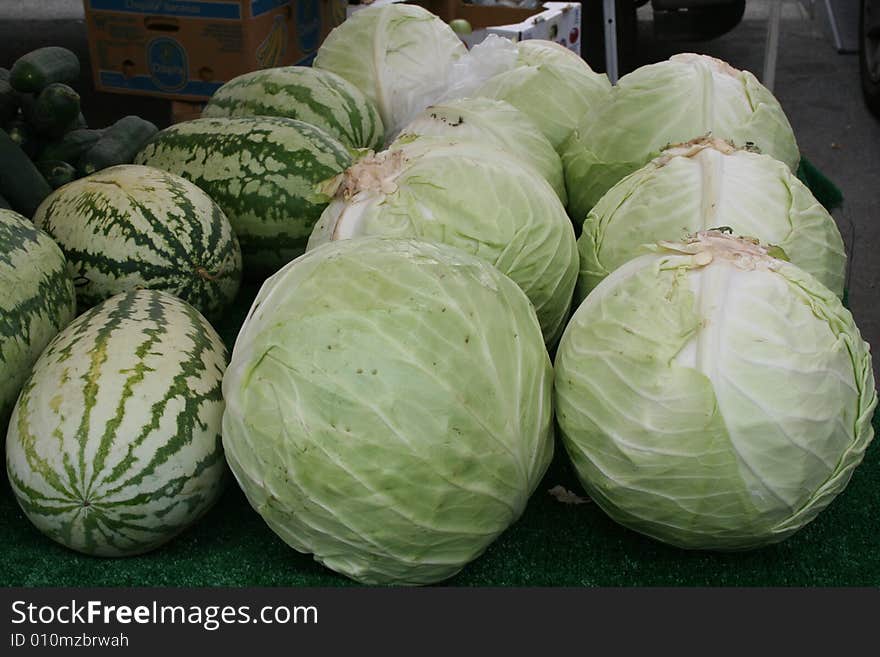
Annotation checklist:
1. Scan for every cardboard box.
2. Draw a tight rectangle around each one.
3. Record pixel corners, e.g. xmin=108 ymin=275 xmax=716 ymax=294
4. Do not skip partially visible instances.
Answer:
xmin=170 ymin=99 xmax=207 ymax=124
xmin=349 ymin=2 xmax=582 ymax=55
xmin=83 ymin=0 xmax=348 ymax=101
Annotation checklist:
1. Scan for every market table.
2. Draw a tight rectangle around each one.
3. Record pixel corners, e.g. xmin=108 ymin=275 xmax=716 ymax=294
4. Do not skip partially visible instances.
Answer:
xmin=3 ymin=161 xmax=874 ymax=588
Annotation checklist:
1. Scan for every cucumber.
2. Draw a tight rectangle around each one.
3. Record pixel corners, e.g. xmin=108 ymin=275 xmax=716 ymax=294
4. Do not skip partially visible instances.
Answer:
xmin=0 ymin=79 xmax=19 ymax=124
xmin=0 ymin=128 xmax=52 ymax=217
xmin=70 ymin=112 xmax=87 ymax=130
xmin=38 ymin=128 xmax=104 ymax=164
xmin=10 ymin=47 xmax=80 ymax=93
xmin=35 ymin=160 xmax=77 ymax=189
xmin=77 ymin=116 xmax=158 ymax=176
xmin=25 ymin=83 xmax=80 ymax=137
xmin=53 ymin=112 xmax=88 ymax=141
xmin=15 ymin=92 xmax=35 ymax=127
xmin=5 ymin=118 xmax=41 ymax=159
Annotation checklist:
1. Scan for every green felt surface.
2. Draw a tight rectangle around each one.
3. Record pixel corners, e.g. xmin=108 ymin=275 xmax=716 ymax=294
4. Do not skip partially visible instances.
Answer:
xmin=3 ymin=406 xmax=877 ymax=587
xmin=796 ymin=157 xmax=844 ymax=212
xmin=4 ymin=156 xmax=874 ymax=588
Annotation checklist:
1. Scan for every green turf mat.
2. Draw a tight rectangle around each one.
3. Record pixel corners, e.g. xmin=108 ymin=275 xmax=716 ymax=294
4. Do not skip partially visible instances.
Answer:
xmin=2 ymin=412 xmax=877 ymax=587
xmin=2 ymin=276 xmax=878 ymax=587
xmin=797 ymin=156 xmax=844 ymax=212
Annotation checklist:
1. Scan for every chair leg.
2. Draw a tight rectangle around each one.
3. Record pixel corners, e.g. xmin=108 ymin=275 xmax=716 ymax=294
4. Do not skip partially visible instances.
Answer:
xmin=823 ymin=0 xmax=845 ymax=52
xmin=603 ymin=0 xmax=619 ymax=84
xmin=763 ymin=0 xmax=783 ymax=92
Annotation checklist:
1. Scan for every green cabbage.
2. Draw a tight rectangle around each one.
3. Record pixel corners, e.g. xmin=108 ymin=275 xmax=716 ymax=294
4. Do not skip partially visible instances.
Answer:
xmin=314 ymin=4 xmax=466 ymax=140
xmin=398 ymin=97 xmax=567 ymax=204
xmin=475 ymin=39 xmax=611 ymax=150
xmin=222 ymin=237 xmax=554 ymax=585
xmin=555 ymin=231 xmax=876 ymax=550
xmin=562 ymin=53 xmax=800 ymax=224
xmin=307 ymin=138 xmax=578 ymax=346
xmin=576 ymin=138 xmax=846 ymax=304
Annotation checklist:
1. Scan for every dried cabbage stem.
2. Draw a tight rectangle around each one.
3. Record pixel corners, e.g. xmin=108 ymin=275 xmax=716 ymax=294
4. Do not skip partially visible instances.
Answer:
xmin=653 ymin=135 xmax=739 ymax=167
xmin=338 ymin=149 xmax=406 ymax=199
xmin=659 ymin=230 xmax=780 ymax=271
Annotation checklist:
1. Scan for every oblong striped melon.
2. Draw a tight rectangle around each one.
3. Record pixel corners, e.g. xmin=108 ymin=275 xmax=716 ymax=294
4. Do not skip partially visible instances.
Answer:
xmin=6 ymin=289 xmax=229 ymax=557
xmin=32 ymin=165 xmax=242 ymax=320
xmin=0 ymin=208 xmax=76 ymax=430
xmin=135 ymin=117 xmax=352 ymax=275
xmin=201 ymin=66 xmax=384 ymax=150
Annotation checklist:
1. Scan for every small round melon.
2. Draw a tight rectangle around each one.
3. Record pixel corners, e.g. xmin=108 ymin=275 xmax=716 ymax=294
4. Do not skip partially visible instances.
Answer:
xmin=32 ymin=164 xmax=242 ymax=319
xmin=6 ymin=289 xmax=229 ymax=556
xmin=449 ymin=19 xmax=472 ymax=35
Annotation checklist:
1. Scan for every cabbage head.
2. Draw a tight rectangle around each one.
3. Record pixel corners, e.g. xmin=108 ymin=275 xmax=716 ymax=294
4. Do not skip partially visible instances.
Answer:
xmin=398 ymin=97 xmax=567 ymax=204
xmin=555 ymin=231 xmax=876 ymax=550
xmin=222 ymin=237 xmax=554 ymax=585
xmin=475 ymin=39 xmax=611 ymax=150
xmin=562 ymin=53 xmax=800 ymax=223
xmin=314 ymin=4 xmax=466 ymax=141
xmin=576 ymin=138 xmax=846 ymax=304
xmin=308 ymin=138 xmax=578 ymax=346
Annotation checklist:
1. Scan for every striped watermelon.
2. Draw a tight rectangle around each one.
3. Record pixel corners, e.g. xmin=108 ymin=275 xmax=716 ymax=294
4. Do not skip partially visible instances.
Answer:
xmin=5 ymin=289 xmax=228 ymax=557
xmin=201 ymin=66 xmax=385 ymax=150
xmin=32 ymin=165 xmax=242 ymax=320
xmin=135 ymin=117 xmax=352 ymax=275
xmin=0 ymin=208 xmax=76 ymax=430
